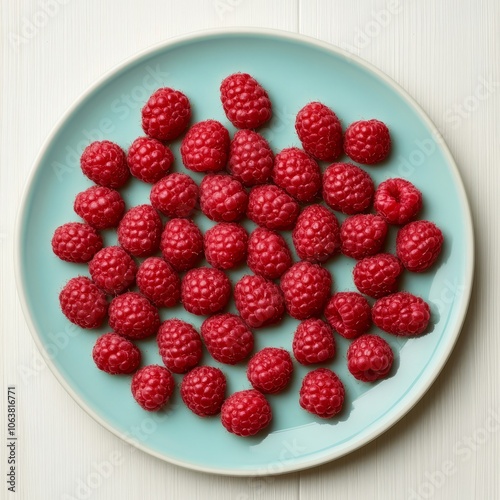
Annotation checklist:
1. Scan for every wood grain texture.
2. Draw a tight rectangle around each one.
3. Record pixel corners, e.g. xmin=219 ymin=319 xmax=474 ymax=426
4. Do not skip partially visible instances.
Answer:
xmin=1 ymin=0 xmax=499 ymax=499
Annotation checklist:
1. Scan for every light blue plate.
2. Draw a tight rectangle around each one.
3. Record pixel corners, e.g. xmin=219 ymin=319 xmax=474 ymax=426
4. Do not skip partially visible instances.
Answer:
xmin=15 ymin=29 xmax=474 ymax=475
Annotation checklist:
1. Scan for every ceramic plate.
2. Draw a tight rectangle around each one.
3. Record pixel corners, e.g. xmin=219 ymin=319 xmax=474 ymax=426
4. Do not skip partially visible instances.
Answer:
xmin=15 ymin=29 xmax=474 ymax=475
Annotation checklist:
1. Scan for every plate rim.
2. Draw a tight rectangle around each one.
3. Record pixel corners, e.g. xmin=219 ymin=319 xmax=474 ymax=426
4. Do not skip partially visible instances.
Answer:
xmin=14 ymin=27 xmax=475 ymax=476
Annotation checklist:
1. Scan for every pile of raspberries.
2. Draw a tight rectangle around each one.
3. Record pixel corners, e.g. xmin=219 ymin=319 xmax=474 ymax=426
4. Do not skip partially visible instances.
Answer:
xmin=52 ymin=73 xmax=443 ymax=437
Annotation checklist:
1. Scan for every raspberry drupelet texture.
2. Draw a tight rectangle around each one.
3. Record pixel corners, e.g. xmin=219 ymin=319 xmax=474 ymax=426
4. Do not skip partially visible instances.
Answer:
xmin=141 ymin=87 xmax=191 ymax=141
xmin=292 ymin=204 xmax=340 ymax=263
xmin=74 ymin=185 xmax=125 ymax=230
xmin=322 ymin=163 xmax=375 ymax=215
xmin=136 ymin=257 xmax=181 ymax=308
xmin=127 ymin=137 xmax=174 ymax=184
xmin=220 ymin=73 xmax=272 ymax=129
xmin=353 ymin=253 xmax=403 ymax=298
xmin=347 ymin=334 xmax=394 ymax=382
xmin=295 ymin=102 xmax=343 ymax=161
xmin=52 ymin=222 xmax=103 ymax=263
xmin=340 ymin=214 xmax=388 ymax=260
xmin=292 ymin=319 xmax=336 ymax=365
xmin=92 ymin=333 xmax=141 ymax=375
xmin=272 ymin=147 xmax=321 ymax=202
xmin=204 ymin=223 xmax=248 ymax=270
xmin=324 ymin=292 xmax=371 ymax=339
xmin=150 ymin=173 xmax=198 ymax=218
xmin=374 ymin=178 xmax=422 ymax=225
xmin=59 ymin=276 xmax=108 ymax=329
xmin=131 ymin=364 xmax=175 ymax=411
xmin=344 ymin=119 xmax=391 ymax=165
xmin=247 ymin=347 xmax=293 ymax=394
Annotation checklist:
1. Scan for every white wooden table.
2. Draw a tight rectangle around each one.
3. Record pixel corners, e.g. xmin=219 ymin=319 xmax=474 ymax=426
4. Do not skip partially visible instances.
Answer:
xmin=1 ymin=1 xmax=499 ymax=499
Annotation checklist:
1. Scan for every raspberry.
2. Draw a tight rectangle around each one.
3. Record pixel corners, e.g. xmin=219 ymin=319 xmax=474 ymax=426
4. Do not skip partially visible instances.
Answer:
xmin=340 ymin=214 xmax=388 ymax=259
xmin=299 ymin=368 xmax=345 ymax=419
xmin=201 ymin=313 xmax=254 ymax=364
xmin=126 ymin=137 xmax=173 ymax=184
xmin=74 ymin=186 xmax=125 ymax=230
xmin=347 ymin=334 xmax=394 ymax=382
xmin=221 ymin=390 xmax=272 ymax=436
xmin=344 ymin=119 xmax=391 ymax=165
xmin=228 ymin=130 xmax=273 ymax=186
xmin=141 ymin=87 xmax=191 ymax=141
xmin=396 ymin=220 xmax=444 ymax=272
xmin=247 ymin=227 xmax=292 ymax=280
xmin=292 ymin=205 xmax=340 ymax=263
xmin=295 ymin=102 xmax=343 ymax=161
xmin=150 ymin=173 xmax=198 ymax=218
xmin=234 ymin=274 xmax=285 ymax=328
xmin=323 ymin=163 xmax=374 ymax=215
xmin=324 ymin=292 xmax=371 ymax=339
xmin=108 ymin=292 xmax=160 ymax=339
xmin=117 ymin=204 xmax=162 ymax=257
xmin=280 ymin=262 xmax=332 ymax=320
xmin=131 ymin=365 xmax=175 ymax=411
xmin=52 ymin=222 xmax=103 ymax=263
xmin=160 ymin=218 xmax=203 ymax=271
xmin=136 ymin=257 xmax=181 ymax=307
xmin=59 ymin=276 xmax=108 ymax=329
xmin=272 ymin=147 xmax=321 ymax=202
xmin=89 ymin=246 xmax=137 ymax=295
xmin=292 ymin=319 xmax=335 ymax=365
xmin=199 ymin=174 xmax=248 ymax=222
xmin=157 ymin=319 xmax=203 ymax=374
xmin=247 ymin=347 xmax=293 ymax=394
xmin=180 ymin=120 xmax=230 ymax=172
xmin=372 ymin=292 xmax=431 ymax=336
xmin=374 ymin=178 xmax=422 ymax=225
xmin=80 ymin=140 xmax=129 ymax=188
xmin=181 ymin=267 xmax=231 ymax=316
xmin=353 ymin=253 xmax=403 ymax=298
xmin=247 ymin=184 xmax=299 ymax=230
xmin=92 ymin=332 xmax=141 ymax=375
xmin=180 ymin=366 xmax=227 ymax=417
xmin=204 ymin=223 xmax=248 ymax=270
xmin=220 ymin=73 xmax=272 ymax=129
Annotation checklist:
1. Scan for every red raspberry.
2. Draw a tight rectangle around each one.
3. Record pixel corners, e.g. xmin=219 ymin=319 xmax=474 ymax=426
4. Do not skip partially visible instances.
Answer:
xmin=204 ymin=223 xmax=248 ymax=270
xmin=160 ymin=218 xmax=203 ymax=271
xmin=117 ymin=204 xmax=162 ymax=257
xmin=181 ymin=267 xmax=231 ymax=316
xmin=372 ymin=292 xmax=431 ymax=336
xmin=180 ymin=366 xmax=227 ymax=417
xmin=353 ymin=253 xmax=403 ymax=298
xmin=340 ymin=214 xmax=388 ymax=259
xmin=396 ymin=220 xmax=444 ymax=272
xmin=220 ymin=73 xmax=272 ymax=129
xmin=295 ymin=102 xmax=343 ymax=161
xmin=292 ymin=205 xmax=340 ymax=263
xmin=299 ymin=368 xmax=345 ymax=419
xmin=247 ymin=184 xmax=299 ymax=230
xmin=52 ymin=222 xmax=103 ymax=263
xmin=150 ymin=173 xmax=198 ymax=218
xmin=323 ymin=163 xmax=374 ymax=215
xmin=131 ymin=364 xmax=175 ymax=411
xmin=126 ymin=137 xmax=174 ymax=184
xmin=74 ymin=186 xmax=125 ymax=230
xmin=59 ymin=276 xmax=108 ymax=329
xmin=89 ymin=246 xmax=137 ymax=295
xmin=221 ymin=389 xmax=272 ymax=436
xmin=247 ymin=347 xmax=293 ymax=394
xmin=272 ymin=147 xmax=321 ymax=202
xmin=92 ymin=332 xmax=141 ymax=375
xmin=347 ymin=334 xmax=394 ymax=382
xmin=135 ymin=257 xmax=180 ymax=308
xmin=228 ymin=129 xmax=273 ymax=186
xmin=141 ymin=87 xmax=191 ymax=141
xmin=108 ymin=291 xmax=160 ymax=339
xmin=292 ymin=319 xmax=335 ymax=365
xmin=80 ymin=140 xmax=129 ymax=188
xmin=157 ymin=319 xmax=203 ymax=374
xmin=374 ymin=178 xmax=422 ymax=225
xmin=247 ymin=227 xmax=292 ymax=280
xmin=234 ymin=275 xmax=285 ymax=328
xmin=180 ymin=120 xmax=230 ymax=172
xmin=199 ymin=174 xmax=248 ymax=222
xmin=344 ymin=119 xmax=391 ymax=165
xmin=324 ymin=292 xmax=371 ymax=339
xmin=201 ymin=313 xmax=254 ymax=364
xmin=280 ymin=262 xmax=332 ymax=320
